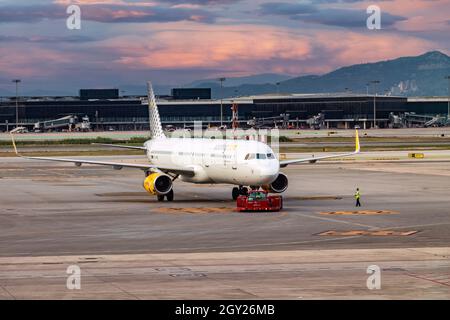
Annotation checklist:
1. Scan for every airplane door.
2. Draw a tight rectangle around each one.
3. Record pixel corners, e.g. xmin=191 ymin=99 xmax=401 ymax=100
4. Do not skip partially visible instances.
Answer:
xmin=225 ymin=141 xmax=238 ymax=170
xmin=221 ymin=143 xmax=227 ymax=168
xmin=231 ymin=145 xmax=238 ymax=170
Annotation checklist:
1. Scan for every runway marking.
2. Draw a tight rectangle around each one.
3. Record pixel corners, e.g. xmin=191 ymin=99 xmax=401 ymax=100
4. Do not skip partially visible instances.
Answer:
xmin=389 ymin=222 xmax=450 ymax=231
xmin=5 ymin=235 xmax=364 ymax=257
xmin=405 ymin=272 xmax=450 ymax=288
xmin=293 ymin=196 xmax=343 ymax=201
xmin=319 ymin=210 xmax=398 ymax=216
xmin=318 ymin=230 xmax=419 ymax=237
xmin=293 ymin=212 xmax=377 ymax=229
xmin=83 ymin=268 xmax=142 ymax=300
xmin=96 ymin=192 xmax=149 ymax=197
xmin=156 ymin=207 xmax=233 ymax=215
xmin=0 ymin=284 xmax=15 ymax=300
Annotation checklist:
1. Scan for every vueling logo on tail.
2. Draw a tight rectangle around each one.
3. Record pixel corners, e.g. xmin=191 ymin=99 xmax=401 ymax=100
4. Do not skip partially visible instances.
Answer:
xmin=147 ymin=82 xmax=166 ymax=139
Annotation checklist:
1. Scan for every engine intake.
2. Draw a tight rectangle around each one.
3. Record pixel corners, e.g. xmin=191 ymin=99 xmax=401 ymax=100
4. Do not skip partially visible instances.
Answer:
xmin=263 ymin=173 xmax=288 ymax=194
xmin=143 ymin=173 xmax=173 ymax=196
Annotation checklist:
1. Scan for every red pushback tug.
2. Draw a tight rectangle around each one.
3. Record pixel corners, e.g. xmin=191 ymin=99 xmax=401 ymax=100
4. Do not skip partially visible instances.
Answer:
xmin=236 ymin=190 xmax=283 ymax=212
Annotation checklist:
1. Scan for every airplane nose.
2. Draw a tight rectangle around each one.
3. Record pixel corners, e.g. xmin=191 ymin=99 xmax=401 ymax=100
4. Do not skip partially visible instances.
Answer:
xmin=258 ymin=162 xmax=279 ymax=182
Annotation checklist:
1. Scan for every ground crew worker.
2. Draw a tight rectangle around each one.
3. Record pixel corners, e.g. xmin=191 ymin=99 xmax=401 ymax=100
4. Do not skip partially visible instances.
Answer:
xmin=355 ymin=188 xmax=361 ymax=207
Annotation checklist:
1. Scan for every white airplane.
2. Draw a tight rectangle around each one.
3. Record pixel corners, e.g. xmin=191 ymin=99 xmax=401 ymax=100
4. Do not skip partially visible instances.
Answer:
xmin=11 ymin=82 xmax=360 ymax=202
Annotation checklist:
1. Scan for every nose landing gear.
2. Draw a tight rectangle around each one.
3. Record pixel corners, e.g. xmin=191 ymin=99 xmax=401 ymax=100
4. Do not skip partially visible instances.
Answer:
xmin=232 ymin=186 xmax=249 ymax=200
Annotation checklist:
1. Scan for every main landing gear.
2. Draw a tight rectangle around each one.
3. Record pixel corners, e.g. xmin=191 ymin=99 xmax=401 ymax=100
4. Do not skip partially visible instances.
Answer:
xmin=157 ymin=189 xmax=174 ymax=202
xmin=232 ymin=186 xmax=251 ymax=200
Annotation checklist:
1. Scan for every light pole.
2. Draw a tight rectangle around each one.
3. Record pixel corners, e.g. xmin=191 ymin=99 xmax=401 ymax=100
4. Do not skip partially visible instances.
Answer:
xmin=276 ymin=82 xmax=280 ymax=95
xmin=370 ymin=80 xmax=380 ymax=129
xmin=445 ymin=76 xmax=450 ymax=122
xmin=219 ymin=77 xmax=226 ymax=127
xmin=12 ymin=79 xmax=21 ymax=128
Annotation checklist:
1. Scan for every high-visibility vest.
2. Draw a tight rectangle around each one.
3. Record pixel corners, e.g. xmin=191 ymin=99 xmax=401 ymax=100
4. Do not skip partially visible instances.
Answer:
xmin=355 ymin=191 xmax=361 ymax=199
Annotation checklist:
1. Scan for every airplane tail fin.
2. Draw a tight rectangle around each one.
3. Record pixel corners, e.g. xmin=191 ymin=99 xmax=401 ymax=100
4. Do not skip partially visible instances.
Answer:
xmin=147 ymin=81 xmax=165 ymax=139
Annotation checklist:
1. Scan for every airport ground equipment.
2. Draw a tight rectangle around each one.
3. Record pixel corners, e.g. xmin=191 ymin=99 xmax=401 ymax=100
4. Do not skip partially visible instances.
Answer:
xmin=409 ymin=153 xmax=425 ymax=159
xmin=236 ymin=190 xmax=283 ymax=212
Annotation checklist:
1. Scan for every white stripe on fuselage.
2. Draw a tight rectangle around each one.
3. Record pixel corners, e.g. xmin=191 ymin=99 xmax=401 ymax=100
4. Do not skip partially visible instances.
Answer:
xmin=144 ymin=138 xmax=279 ymax=186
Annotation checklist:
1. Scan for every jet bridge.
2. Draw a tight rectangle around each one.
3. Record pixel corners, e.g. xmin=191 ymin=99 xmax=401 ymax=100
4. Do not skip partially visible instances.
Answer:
xmin=34 ymin=115 xmax=90 ymax=132
xmin=403 ymin=113 xmax=448 ymax=128
xmin=247 ymin=113 xmax=290 ymax=129
xmin=388 ymin=112 xmax=449 ymax=128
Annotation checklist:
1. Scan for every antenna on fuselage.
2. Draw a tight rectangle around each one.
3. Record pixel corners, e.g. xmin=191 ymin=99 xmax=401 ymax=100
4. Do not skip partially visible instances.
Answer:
xmin=147 ymin=81 xmax=166 ymax=139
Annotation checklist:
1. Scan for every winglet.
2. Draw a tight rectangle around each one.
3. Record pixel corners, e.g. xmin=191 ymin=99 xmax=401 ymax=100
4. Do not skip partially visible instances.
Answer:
xmin=355 ymin=129 xmax=360 ymax=153
xmin=10 ymin=133 xmax=19 ymax=156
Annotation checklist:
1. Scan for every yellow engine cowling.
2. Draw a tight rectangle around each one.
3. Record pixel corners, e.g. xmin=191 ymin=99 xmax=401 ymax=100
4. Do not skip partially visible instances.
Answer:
xmin=143 ymin=173 xmax=173 ymax=196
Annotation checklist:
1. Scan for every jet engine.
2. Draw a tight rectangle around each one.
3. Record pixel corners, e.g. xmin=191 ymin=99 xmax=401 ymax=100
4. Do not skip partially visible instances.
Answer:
xmin=263 ymin=173 xmax=288 ymax=194
xmin=143 ymin=173 xmax=173 ymax=196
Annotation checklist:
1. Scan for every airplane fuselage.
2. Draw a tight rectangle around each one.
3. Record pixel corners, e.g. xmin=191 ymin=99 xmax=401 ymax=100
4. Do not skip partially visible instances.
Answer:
xmin=144 ymin=138 xmax=280 ymax=186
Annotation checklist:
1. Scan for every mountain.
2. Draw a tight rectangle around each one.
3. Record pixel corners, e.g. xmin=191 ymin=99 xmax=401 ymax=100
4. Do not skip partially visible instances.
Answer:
xmin=187 ymin=73 xmax=292 ymax=88
xmin=197 ymin=51 xmax=450 ymax=98
xmin=3 ymin=52 xmax=449 ymax=98
xmin=118 ymin=84 xmax=173 ymax=96
xmin=118 ymin=74 xmax=291 ymax=96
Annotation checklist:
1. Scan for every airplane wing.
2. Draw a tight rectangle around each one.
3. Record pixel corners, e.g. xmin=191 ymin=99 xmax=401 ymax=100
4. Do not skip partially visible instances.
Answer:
xmin=10 ymin=134 xmax=195 ymax=177
xmin=91 ymin=143 xmax=147 ymax=150
xmin=279 ymin=129 xmax=360 ymax=168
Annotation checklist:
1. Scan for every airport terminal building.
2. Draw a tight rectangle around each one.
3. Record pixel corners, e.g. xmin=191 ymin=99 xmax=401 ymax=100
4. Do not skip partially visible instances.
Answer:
xmin=0 ymin=88 xmax=448 ymax=131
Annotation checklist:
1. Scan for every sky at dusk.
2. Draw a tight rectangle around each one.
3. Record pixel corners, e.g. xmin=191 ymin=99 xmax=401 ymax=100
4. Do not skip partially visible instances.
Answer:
xmin=0 ymin=0 xmax=449 ymax=95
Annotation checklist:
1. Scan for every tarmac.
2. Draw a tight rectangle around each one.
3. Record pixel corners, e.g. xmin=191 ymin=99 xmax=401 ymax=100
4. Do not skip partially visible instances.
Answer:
xmin=2 ymin=127 xmax=450 ymax=141
xmin=0 ymin=155 xmax=449 ymax=299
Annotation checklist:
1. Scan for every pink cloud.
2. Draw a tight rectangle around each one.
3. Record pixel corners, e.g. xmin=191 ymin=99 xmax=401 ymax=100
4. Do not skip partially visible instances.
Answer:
xmin=314 ymin=31 xmax=435 ymax=66
xmin=375 ymin=0 xmax=448 ymax=14
xmin=0 ymin=0 xmax=447 ymax=86
xmin=0 ymin=22 xmax=441 ymax=84
xmin=54 ymin=0 xmax=158 ymax=6
xmin=0 ymin=45 xmax=75 ymax=78
xmin=98 ymin=23 xmax=436 ymax=77
xmin=102 ymin=24 xmax=313 ymax=76
xmin=361 ymin=0 xmax=450 ymax=32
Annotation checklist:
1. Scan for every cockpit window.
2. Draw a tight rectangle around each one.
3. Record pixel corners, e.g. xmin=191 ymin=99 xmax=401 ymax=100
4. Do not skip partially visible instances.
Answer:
xmin=256 ymin=153 xmax=267 ymax=159
xmin=245 ymin=154 xmax=255 ymax=160
xmin=246 ymin=153 xmax=272 ymax=160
